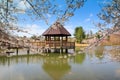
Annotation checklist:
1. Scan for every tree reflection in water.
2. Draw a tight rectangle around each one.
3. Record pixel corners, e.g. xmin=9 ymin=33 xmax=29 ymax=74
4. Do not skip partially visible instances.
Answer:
xmin=104 ymin=46 xmax=120 ymax=62
xmin=0 ymin=53 xmax=87 ymax=80
xmin=0 ymin=47 xmax=120 ymax=80
xmin=42 ymin=55 xmax=71 ymax=80
xmin=94 ymin=46 xmax=104 ymax=60
xmin=0 ymin=54 xmax=42 ymax=66
xmin=73 ymin=53 xmax=86 ymax=64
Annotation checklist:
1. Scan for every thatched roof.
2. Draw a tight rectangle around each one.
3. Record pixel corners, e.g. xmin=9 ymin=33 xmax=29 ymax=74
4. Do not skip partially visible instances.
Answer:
xmin=42 ymin=22 xmax=71 ymax=36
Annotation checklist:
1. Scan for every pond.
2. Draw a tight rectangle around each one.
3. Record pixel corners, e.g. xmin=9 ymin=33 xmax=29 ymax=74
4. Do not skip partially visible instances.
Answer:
xmin=0 ymin=46 xmax=120 ymax=80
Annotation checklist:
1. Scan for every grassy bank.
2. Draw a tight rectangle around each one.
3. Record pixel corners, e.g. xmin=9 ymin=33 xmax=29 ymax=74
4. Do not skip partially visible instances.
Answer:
xmin=101 ymin=35 xmax=120 ymax=46
xmin=75 ymin=43 xmax=89 ymax=47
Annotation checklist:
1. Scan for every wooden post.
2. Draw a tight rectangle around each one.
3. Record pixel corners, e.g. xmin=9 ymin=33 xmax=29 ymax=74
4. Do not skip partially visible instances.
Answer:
xmin=27 ymin=48 xmax=30 ymax=54
xmin=74 ymin=42 xmax=75 ymax=53
xmin=66 ymin=36 xmax=68 ymax=54
xmin=65 ymin=49 xmax=68 ymax=53
xmin=60 ymin=48 xmax=63 ymax=54
xmin=66 ymin=36 xmax=68 ymax=41
xmin=45 ymin=36 xmax=47 ymax=41
xmin=16 ymin=48 xmax=18 ymax=55
xmin=54 ymin=36 xmax=56 ymax=52
xmin=60 ymin=36 xmax=63 ymax=53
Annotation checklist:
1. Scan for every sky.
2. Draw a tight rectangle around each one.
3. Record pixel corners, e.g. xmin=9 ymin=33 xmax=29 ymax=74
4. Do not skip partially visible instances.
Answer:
xmin=15 ymin=0 xmax=109 ymax=37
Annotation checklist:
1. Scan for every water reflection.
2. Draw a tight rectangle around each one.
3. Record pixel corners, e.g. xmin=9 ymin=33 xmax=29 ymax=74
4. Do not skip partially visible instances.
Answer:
xmin=105 ymin=46 xmax=120 ymax=62
xmin=73 ymin=53 xmax=86 ymax=64
xmin=86 ymin=46 xmax=105 ymax=61
xmin=0 ymin=53 xmax=86 ymax=66
xmin=0 ymin=54 xmax=86 ymax=80
xmin=94 ymin=46 xmax=104 ymax=60
xmin=0 ymin=55 xmax=42 ymax=66
xmin=0 ymin=46 xmax=120 ymax=80
xmin=42 ymin=56 xmax=71 ymax=80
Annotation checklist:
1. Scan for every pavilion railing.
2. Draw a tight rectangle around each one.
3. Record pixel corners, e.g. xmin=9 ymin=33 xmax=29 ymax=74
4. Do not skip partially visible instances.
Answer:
xmin=45 ymin=41 xmax=75 ymax=49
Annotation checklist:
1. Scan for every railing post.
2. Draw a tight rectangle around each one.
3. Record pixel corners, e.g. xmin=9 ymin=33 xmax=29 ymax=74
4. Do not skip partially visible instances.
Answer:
xmin=27 ymin=48 xmax=30 ymax=55
xmin=16 ymin=48 xmax=18 ymax=55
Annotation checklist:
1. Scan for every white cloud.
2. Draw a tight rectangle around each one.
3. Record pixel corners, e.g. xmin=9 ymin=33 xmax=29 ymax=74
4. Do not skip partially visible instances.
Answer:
xmin=16 ymin=24 xmax=45 ymax=37
xmin=97 ymin=0 xmax=110 ymax=5
xmin=47 ymin=14 xmax=52 ymax=18
xmin=17 ymin=24 xmax=74 ymax=37
xmin=65 ymin=25 xmax=74 ymax=36
xmin=84 ymin=13 xmax=93 ymax=22
xmin=90 ymin=13 xmax=93 ymax=17
xmin=18 ymin=1 xmax=26 ymax=9
xmin=85 ymin=18 xmax=91 ymax=22
xmin=14 ymin=0 xmax=30 ymax=13
xmin=17 ymin=0 xmax=30 ymax=10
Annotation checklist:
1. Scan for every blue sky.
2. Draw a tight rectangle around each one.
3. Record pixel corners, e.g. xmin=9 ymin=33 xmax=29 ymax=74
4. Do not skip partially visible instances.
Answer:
xmin=16 ymin=0 xmax=108 ymax=37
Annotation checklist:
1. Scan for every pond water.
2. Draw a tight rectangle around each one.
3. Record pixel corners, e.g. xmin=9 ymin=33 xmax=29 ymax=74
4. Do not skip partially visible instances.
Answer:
xmin=0 ymin=46 xmax=120 ymax=80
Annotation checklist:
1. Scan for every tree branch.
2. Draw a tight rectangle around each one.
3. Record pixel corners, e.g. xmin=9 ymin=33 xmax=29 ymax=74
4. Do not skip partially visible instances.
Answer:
xmin=26 ymin=0 xmax=48 ymax=24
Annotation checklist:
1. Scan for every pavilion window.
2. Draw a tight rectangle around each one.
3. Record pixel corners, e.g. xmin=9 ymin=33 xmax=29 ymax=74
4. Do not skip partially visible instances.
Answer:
xmin=51 ymin=36 xmax=54 ymax=41
xmin=56 ymin=37 xmax=60 ymax=41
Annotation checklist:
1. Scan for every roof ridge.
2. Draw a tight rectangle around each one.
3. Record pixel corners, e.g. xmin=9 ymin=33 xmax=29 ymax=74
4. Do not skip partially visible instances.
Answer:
xmin=42 ymin=22 xmax=71 ymax=36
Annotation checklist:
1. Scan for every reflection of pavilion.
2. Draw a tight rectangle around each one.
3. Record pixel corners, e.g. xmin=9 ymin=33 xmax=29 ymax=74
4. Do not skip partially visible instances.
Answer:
xmin=42 ymin=56 xmax=71 ymax=80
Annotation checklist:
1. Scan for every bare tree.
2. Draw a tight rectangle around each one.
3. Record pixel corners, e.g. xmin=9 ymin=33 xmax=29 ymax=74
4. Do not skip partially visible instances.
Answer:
xmin=85 ymin=0 xmax=120 ymax=50
xmin=97 ymin=0 xmax=120 ymax=30
xmin=0 ymin=0 xmax=86 ymax=32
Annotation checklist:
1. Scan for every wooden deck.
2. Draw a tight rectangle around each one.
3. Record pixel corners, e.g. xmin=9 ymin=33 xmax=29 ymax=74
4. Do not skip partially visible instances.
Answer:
xmin=30 ymin=41 xmax=75 ymax=49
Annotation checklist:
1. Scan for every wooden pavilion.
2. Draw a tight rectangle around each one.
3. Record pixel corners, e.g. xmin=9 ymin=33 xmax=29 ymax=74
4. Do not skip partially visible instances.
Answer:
xmin=42 ymin=21 xmax=75 ymax=53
